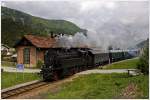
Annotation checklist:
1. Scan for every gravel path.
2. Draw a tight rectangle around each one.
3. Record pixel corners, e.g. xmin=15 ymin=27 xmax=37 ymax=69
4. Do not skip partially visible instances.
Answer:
xmin=77 ymin=69 xmax=137 ymax=75
xmin=2 ymin=66 xmax=137 ymax=75
xmin=1 ymin=67 xmax=40 ymax=73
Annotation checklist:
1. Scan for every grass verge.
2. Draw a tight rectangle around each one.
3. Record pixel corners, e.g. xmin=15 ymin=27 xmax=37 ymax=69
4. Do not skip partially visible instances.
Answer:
xmin=1 ymin=72 xmax=40 ymax=89
xmin=43 ymin=73 xmax=148 ymax=99
xmin=101 ymin=58 xmax=139 ymax=69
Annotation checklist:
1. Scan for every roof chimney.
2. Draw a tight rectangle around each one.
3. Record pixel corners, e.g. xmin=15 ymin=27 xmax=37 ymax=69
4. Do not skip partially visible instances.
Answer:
xmin=50 ymin=31 xmax=54 ymax=38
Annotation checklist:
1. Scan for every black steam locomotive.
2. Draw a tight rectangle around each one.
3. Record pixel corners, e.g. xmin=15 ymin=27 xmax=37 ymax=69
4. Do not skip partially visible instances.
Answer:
xmin=40 ymin=48 xmax=138 ymax=81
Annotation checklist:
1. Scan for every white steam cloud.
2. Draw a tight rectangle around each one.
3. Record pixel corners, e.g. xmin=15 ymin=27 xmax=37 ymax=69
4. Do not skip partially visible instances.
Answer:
xmin=55 ymin=31 xmax=110 ymax=50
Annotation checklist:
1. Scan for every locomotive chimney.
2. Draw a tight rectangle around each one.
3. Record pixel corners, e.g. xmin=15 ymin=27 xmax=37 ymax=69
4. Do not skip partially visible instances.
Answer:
xmin=50 ymin=31 xmax=54 ymax=38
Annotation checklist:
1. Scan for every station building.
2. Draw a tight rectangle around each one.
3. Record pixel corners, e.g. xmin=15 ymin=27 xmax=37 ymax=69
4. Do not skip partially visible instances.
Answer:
xmin=14 ymin=35 xmax=56 ymax=67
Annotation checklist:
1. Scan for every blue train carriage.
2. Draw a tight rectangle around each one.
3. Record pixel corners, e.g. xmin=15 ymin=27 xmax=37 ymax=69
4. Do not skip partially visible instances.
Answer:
xmin=109 ymin=49 xmax=139 ymax=62
xmin=123 ymin=49 xmax=139 ymax=59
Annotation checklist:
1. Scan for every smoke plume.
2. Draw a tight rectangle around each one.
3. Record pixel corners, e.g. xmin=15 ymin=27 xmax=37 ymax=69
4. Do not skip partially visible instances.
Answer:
xmin=55 ymin=31 xmax=109 ymax=50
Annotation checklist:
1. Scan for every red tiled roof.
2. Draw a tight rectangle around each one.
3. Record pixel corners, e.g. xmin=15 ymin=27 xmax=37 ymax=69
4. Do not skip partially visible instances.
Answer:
xmin=24 ymin=35 xmax=56 ymax=48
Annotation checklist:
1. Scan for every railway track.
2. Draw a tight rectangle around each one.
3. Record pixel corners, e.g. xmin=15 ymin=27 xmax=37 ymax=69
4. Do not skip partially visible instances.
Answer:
xmin=1 ymin=75 xmax=78 ymax=99
xmin=1 ymin=81 xmax=48 ymax=99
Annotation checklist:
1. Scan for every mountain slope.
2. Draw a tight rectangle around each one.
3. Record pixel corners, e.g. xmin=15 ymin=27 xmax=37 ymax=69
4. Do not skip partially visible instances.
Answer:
xmin=136 ymin=39 xmax=149 ymax=49
xmin=2 ymin=6 xmax=86 ymax=47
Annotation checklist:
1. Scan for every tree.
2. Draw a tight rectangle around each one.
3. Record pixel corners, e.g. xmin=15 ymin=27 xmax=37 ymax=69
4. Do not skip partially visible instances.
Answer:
xmin=137 ymin=41 xmax=149 ymax=74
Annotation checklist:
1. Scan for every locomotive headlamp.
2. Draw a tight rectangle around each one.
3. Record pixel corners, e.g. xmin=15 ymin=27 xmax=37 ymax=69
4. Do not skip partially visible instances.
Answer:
xmin=49 ymin=66 xmax=52 ymax=69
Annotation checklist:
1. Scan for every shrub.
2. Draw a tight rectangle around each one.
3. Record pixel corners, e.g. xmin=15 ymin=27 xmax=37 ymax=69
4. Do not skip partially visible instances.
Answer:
xmin=137 ymin=42 xmax=149 ymax=74
xmin=2 ymin=56 xmax=16 ymax=62
xmin=1 ymin=61 xmax=16 ymax=67
xmin=36 ymin=60 xmax=43 ymax=68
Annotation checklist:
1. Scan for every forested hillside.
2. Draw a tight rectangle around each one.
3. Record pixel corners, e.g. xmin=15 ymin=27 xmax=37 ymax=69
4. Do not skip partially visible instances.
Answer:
xmin=2 ymin=6 xmax=86 ymax=47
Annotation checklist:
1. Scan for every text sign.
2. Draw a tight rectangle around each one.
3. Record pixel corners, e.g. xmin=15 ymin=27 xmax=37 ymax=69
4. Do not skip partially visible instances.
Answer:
xmin=16 ymin=64 xmax=24 ymax=71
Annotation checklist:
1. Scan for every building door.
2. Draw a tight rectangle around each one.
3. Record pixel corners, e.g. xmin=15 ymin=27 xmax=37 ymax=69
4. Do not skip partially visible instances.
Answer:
xmin=23 ymin=48 xmax=30 ymax=64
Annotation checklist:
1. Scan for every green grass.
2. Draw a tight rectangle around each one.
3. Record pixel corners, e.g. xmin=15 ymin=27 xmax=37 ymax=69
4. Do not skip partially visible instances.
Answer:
xmin=43 ymin=73 xmax=148 ymax=99
xmin=101 ymin=58 xmax=139 ymax=69
xmin=1 ymin=72 xmax=40 ymax=89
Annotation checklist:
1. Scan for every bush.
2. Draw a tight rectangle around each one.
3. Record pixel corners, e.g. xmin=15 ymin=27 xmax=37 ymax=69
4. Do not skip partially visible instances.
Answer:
xmin=36 ymin=60 xmax=43 ymax=68
xmin=2 ymin=61 xmax=16 ymax=67
xmin=2 ymin=56 xmax=16 ymax=62
xmin=137 ymin=42 xmax=149 ymax=74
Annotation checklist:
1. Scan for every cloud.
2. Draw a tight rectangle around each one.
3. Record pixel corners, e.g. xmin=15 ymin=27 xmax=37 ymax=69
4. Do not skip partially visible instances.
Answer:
xmin=2 ymin=0 xmax=149 ymax=49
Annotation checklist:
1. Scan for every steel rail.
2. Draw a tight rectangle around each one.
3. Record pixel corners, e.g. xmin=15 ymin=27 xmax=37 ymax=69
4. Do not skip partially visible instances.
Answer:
xmin=1 ymin=80 xmax=48 ymax=99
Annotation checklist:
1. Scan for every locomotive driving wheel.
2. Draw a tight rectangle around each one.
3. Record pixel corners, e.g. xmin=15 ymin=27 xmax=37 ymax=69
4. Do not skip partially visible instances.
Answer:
xmin=68 ymin=68 xmax=75 ymax=76
xmin=53 ymin=71 xmax=59 ymax=81
xmin=74 ymin=66 xmax=78 ymax=73
xmin=72 ymin=67 xmax=76 ymax=74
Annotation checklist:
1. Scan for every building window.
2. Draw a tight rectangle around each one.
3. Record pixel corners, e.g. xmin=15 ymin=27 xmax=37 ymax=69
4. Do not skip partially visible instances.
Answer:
xmin=23 ymin=48 xmax=30 ymax=64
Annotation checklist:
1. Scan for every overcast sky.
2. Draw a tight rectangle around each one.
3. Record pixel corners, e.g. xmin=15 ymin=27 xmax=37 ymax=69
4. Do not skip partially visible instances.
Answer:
xmin=2 ymin=0 xmax=149 ymax=49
